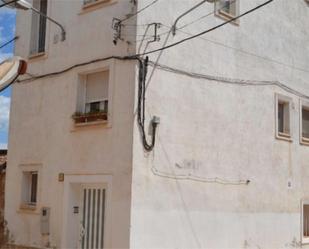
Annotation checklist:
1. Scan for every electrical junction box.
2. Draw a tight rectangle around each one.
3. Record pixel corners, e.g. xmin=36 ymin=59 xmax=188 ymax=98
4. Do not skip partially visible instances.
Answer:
xmin=40 ymin=207 xmax=50 ymax=235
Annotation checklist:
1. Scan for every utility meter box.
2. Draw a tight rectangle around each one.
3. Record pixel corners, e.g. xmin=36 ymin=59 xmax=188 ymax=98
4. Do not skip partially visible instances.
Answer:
xmin=40 ymin=207 xmax=50 ymax=235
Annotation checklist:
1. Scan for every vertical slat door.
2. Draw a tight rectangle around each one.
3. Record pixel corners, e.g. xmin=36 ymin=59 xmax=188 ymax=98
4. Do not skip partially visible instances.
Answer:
xmin=80 ymin=187 xmax=106 ymax=249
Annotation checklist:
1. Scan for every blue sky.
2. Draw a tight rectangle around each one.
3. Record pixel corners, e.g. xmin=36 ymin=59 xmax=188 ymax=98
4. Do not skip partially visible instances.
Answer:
xmin=0 ymin=3 xmax=16 ymax=149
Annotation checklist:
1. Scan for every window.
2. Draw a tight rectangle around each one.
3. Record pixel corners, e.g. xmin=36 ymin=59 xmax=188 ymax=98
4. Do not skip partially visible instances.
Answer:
xmin=215 ymin=0 xmax=239 ymax=21
xmin=275 ymin=94 xmax=292 ymax=140
xmin=30 ymin=0 xmax=47 ymax=55
xmin=21 ymin=171 xmax=38 ymax=207
xmin=73 ymin=70 xmax=109 ymax=125
xmin=303 ymin=202 xmax=309 ymax=244
xmin=85 ymin=72 xmax=109 ymax=114
xmin=300 ymin=101 xmax=309 ymax=144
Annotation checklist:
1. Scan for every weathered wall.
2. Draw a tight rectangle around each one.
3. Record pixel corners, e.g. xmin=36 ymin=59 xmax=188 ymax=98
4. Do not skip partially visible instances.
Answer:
xmin=6 ymin=0 xmax=137 ymax=248
xmin=130 ymin=0 xmax=309 ymax=248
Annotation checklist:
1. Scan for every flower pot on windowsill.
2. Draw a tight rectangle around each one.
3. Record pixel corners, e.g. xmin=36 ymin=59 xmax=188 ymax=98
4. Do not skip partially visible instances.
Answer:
xmin=72 ymin=111 xmax=108 ymax=124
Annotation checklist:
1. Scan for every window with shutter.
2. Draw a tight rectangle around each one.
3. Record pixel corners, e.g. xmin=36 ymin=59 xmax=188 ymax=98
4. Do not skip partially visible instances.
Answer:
xmin=85 ymin=71 xmax=109 ymax=114
xmin=73 ymin=70 xmax=110 ymax=125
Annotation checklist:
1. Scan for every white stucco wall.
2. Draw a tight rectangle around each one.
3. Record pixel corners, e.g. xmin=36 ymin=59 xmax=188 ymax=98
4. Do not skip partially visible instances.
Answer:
xmin=130 ymin=0 xmax=309 ymax=248
xmin=5 ymin=0 xmax=309 ymax=248
xmin=5 ymin=0 xmax=137 ymax=248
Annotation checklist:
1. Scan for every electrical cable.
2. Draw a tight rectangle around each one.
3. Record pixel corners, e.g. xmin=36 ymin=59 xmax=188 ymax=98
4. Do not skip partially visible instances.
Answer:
xmin=135 ymin=0 xmax=274 ymax=57
xmin=148 ymin=60 xmax=309 ymax=100
xmin=0 ymin=0 xmax=18 ymax=8
xmin=0 ymin=36 xmax=19 ymax=50
xmin=151 ymin=167 xmax=250 ymax=185
xmin=137 ymin=56 xmax=159 ymax=151
xmin=16 ymin=0 xmax=274 ymax=153
xmin=120 ymin=0 xmax=159 ymax=23
xmin=18 ymin=55 xmax=158 ymax=152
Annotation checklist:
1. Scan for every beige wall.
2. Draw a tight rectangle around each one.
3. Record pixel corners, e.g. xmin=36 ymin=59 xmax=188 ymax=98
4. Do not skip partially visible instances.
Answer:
xmin=5 ymin=0 xmax=137 ymax=248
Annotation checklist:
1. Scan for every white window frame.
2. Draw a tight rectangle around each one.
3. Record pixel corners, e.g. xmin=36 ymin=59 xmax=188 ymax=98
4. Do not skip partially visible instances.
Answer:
xmin=75 ymin=60 xmax=115 ymax=128
xmin=19 ymin=164 xmax=42 ymax=211
xmin=275 ymin=93 xmax=293 ymax=142
xmin=215 ymin=0 xmax=240 ymax=24
xmin=300 ymin=99 xmax=309 ymax=146
xmin=302 ymin=200 xmax=309 ymax=244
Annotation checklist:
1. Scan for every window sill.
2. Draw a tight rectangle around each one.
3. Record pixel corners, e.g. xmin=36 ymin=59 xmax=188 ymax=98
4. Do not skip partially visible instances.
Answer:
xmin=19 ymin=203 xmax=37 ymax=211
xmin=79 ymin=0 xmax=117 ymax=14
xmin=75 ymin=120 xmax=108 ymax=127
xmin=276 ymin=132 xmax=292 ymax=142
xmin=300 ymin=137 xmax=309 ymax=146
xmin=28 ymin=52 xmax=47 ymax=61
xmin=302 ymin=237 xmax=309 ymax=245
xmin=215 ymin=10 xmax=239 ymax=25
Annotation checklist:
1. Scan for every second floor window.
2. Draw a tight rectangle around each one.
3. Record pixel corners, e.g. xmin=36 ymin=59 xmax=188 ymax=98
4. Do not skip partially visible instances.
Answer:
xmin=73 ymin=70 xmax=110 ymax=125
xmin=85 ymin=71 xmax=109 ymax=114
xmin=30 ymin=0 xmax=48 ymax=55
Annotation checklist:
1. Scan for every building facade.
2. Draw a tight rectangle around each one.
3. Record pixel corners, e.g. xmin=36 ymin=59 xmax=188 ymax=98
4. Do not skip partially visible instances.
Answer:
xmin=4 ymin=0 xmax=309 ymax=248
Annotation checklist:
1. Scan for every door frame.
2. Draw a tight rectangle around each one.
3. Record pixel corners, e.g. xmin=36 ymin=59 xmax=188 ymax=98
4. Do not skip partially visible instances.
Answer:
xmin=61 ymin=174 xmax=112 ymax=249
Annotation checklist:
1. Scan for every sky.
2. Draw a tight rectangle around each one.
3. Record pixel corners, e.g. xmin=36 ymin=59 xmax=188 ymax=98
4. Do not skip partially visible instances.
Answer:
xmin=0 ymin=3 xmax=16 ymax=149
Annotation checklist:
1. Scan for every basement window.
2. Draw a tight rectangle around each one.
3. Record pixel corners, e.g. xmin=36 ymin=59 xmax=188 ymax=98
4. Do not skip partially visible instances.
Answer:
xmin=21 ymin=171 xmax=38 ymax=207
xmin=73 ymin=70 xmax=109 ymax=125
xmin=300 ymin=101 xmax=309 ymax=145
xmin=275 ymin=94 xmax=292 ymax=141
xmin=215 ymin=0 xmax=239 ymax=22
xmin=303 ymin=202 xmax=309 ymax=244
xmin=30 ymin=0 xmax=48 ymax=56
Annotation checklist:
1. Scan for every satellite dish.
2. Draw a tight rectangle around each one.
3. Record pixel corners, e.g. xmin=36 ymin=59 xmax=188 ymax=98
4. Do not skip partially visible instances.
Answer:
xmin=0 ymin=57 xmax=27 ymax=92
xmin=1 ymin=0 xmax=32 ymax=10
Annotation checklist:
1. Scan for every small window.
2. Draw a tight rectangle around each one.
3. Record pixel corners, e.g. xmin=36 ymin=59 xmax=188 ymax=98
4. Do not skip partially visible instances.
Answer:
xmin=300 ymin=101 xmax=309 ymax=144
xmin=275 ymin=94 xmax=292 ymax=141
xmin=73 ymin=71 xmax=109 ymax=125
xmin=30 ymin=0 xmax=48 ymax=55
xmin=303 ymin=202 xmax=309 ymax=244
xmin=21 ymin=171 xmax=38 ymax=207
xmin=215 ymin=0 xmax=239 ymax=20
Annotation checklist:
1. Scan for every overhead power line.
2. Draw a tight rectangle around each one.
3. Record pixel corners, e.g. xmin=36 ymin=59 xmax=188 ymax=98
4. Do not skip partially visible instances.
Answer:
xmin=148 ymin=61 xmax=309 ymax=100
xmin=19 ymin=0 xmax=274 ymax=83
xmin=0 ymin=36 xmax=19 ymax=50
xmin=0 ymin=0 xmax=18 ymax=8
xmin=137 ymin=0 xmax=274 ymax=57
xmin=120 ymin=0 xmax=159 ymax=23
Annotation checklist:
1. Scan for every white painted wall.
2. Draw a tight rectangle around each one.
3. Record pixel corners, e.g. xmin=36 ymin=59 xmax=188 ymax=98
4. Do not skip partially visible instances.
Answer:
xmin=130 ymin=0 xmax=309 ymax=248
xmin=6 ymin=0 xmax=309 ymax=248
xmin=5 ymin=0 xmax=137 ymax=248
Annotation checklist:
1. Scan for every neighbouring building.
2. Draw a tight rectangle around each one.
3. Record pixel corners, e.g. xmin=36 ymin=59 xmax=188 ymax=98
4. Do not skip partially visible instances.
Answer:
xmin=4 ymin=0 xmax=309 ymax=248
xmin=0 ymin=150 xmax=7 ymax=246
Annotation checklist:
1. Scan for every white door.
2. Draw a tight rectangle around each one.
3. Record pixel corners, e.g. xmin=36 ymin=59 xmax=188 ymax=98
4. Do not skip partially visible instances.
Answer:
xmin=79 ymin=185 xmax=106 ymax=249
